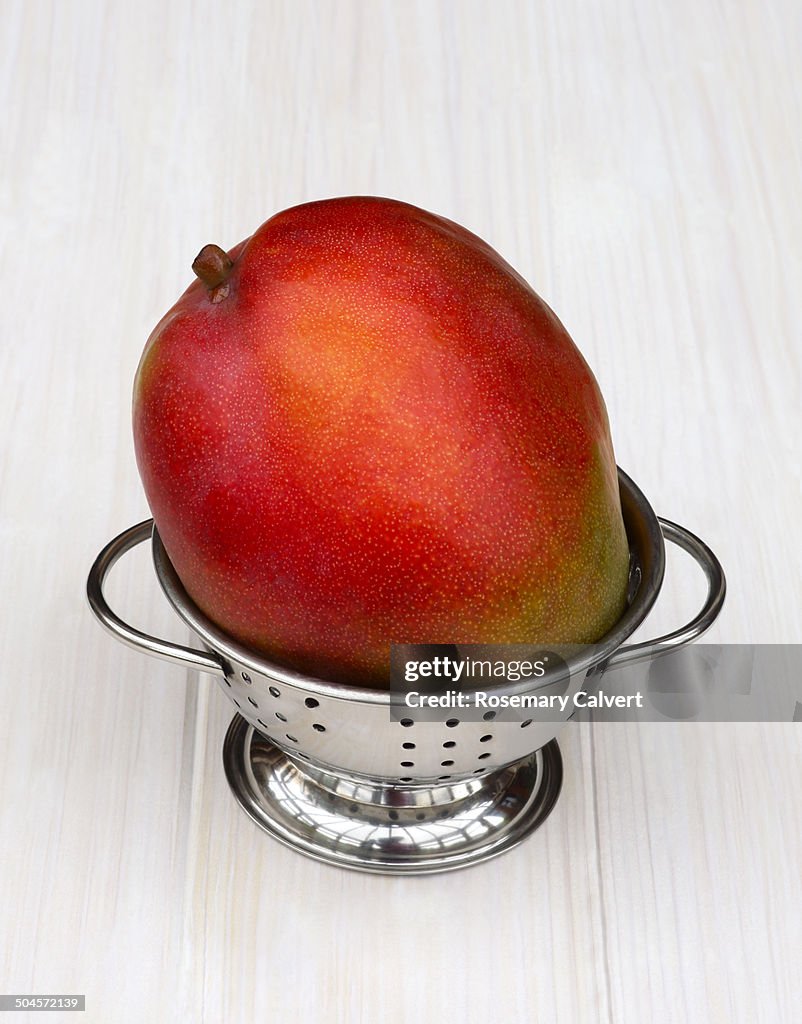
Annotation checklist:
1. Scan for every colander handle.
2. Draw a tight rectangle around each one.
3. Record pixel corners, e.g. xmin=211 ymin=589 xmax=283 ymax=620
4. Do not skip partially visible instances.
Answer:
xmin=604 ymin=518 xmax=726 ymax=670
xmin=86 ymin=520 xmax=225 ymax=676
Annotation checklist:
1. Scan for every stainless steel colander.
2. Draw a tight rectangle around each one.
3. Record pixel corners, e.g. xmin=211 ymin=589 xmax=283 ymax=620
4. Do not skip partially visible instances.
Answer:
xmin=87 ymin=468 xmax=724 ymax=873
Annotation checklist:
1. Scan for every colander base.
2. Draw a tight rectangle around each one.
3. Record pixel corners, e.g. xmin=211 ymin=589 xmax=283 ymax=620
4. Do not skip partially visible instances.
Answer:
xmin=222 ymin=714 xmax=563 ymax=874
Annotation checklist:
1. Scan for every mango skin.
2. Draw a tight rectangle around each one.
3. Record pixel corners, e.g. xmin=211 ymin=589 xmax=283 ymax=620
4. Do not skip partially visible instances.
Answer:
xmin=133 ymin=197 xmax=629 ymax=686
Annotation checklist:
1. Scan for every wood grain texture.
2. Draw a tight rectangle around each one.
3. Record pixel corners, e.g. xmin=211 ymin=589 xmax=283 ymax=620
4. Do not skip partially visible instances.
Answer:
xmin=1 ymin=0 xmax=800 ymax=1021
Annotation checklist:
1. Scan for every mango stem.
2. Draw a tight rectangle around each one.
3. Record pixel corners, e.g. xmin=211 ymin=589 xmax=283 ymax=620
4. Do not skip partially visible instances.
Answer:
xmin=192 ymin=244 xmax=233 ymax=293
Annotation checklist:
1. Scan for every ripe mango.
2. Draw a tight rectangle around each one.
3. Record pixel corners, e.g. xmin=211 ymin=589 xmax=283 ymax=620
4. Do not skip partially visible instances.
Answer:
xmin=133 ymin=198 xmax=629 ymax=685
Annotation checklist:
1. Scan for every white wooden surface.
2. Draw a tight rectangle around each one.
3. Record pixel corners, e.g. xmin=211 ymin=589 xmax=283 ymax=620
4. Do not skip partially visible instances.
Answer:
xmin=2 ymin=1 xmax=801 ymax=1021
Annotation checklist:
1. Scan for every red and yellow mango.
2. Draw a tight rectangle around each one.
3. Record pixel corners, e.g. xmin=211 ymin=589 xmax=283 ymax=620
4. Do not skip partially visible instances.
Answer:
xmin=133 ymin=197 xmax=629 ymax=685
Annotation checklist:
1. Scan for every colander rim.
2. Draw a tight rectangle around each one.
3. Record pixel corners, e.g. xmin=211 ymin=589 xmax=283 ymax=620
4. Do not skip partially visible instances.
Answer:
xmin=151 ymin=466 xmax=665 ymax=704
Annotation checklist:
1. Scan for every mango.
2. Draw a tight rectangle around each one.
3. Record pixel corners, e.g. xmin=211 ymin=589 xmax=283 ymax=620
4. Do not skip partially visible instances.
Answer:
xmin=133 ymin=198 xmax=629 ymax=685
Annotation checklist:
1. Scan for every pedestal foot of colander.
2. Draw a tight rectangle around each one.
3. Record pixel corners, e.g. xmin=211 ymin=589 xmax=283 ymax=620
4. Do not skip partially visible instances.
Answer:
xmin=222 ymin=714 xmax=563 ymax=874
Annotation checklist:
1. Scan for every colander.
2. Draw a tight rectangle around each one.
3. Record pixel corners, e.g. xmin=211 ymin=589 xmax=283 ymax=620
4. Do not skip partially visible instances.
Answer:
xmin=87 ymin=468 xmax=724 ymax=873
